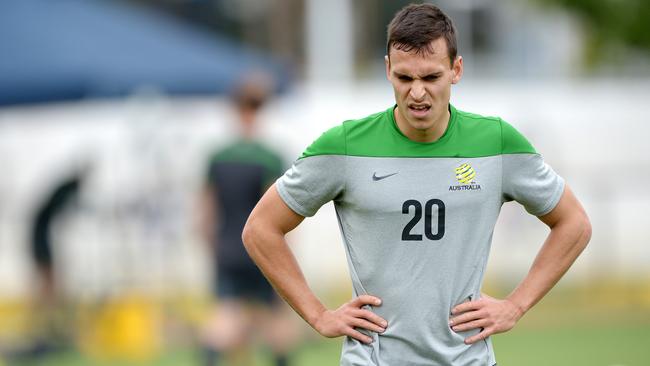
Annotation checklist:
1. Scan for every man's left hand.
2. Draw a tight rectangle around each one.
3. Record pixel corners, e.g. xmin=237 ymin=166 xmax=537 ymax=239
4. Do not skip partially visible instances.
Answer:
xmin=449 ymin=294 xmax=524 ymax=344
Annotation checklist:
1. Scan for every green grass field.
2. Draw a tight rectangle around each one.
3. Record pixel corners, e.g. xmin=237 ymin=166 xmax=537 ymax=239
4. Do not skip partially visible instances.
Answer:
xmin=3 ymin=284 xmax=649 ymax=366
xmin=6 ymin=320 xmax=648 ymax=366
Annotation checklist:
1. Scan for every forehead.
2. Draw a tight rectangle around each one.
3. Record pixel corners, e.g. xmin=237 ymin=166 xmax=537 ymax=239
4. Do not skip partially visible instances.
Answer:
xmin=389 ymin=38 xmax=451 ymax=73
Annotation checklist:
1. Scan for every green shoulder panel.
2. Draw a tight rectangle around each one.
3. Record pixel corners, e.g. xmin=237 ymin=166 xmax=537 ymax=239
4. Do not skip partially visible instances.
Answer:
xmin=300 ymin=123 xmax=347 ymax=158
xmin=300 ymin=106 xmax=536 ymax=158
xmin=499 ymin=119 xmax=537 ymax=154
xmin=451 ymin=109 xmax=502 ymax=157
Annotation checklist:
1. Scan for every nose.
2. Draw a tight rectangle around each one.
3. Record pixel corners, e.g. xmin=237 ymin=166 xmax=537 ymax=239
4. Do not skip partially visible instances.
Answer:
xmin=409 ymin=80 xmax=425 ymax=101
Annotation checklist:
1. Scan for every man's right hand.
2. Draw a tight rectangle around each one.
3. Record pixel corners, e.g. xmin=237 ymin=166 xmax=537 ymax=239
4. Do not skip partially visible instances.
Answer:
xmin=312 ymin=295 xmax=387 ymax=344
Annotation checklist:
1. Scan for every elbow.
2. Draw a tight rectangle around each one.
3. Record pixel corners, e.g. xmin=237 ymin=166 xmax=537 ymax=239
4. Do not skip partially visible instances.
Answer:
xmin=241 ymin=215 xmax=259 ymax=255
xmin=577 ymin=211 xmax=592 ymax=250
xmin=242 ymin=211 xmax=275 ymax=260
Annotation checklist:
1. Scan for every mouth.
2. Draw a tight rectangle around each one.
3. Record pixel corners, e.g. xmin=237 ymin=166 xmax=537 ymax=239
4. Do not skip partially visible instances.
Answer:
xmin=408 ymin=103 xmax=431 ymax=118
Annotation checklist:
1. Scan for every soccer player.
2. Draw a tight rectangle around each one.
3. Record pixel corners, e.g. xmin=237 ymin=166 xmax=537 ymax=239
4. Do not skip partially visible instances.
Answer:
xmin=242 ymin=4 xmax=591 ymax=365
xmin=199 ymin=73 xmax=298 ymax=366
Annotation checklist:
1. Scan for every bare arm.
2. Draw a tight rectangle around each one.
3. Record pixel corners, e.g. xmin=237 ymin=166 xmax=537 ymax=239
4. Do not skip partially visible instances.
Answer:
xmin=242 ymin=184 xmax=387 ymax=343
xmin=449 ymin=184 xmax=592 ymax=344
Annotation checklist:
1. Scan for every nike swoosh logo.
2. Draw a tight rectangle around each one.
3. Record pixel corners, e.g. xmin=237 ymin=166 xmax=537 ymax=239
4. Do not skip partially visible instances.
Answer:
xmin=372 ymin=172 xmax=398 ymax=181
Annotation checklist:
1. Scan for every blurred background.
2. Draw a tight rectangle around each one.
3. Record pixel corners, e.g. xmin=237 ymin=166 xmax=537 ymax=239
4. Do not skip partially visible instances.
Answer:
xmin=1 ymin=0 xmax=649 ymax=365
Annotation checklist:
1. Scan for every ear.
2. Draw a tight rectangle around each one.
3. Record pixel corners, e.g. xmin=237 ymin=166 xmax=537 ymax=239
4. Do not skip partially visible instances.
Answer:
xmin=451 ymin=56 xmax=463 ymax=84
xmin=385 ymin=54 xmax=391 ymax=81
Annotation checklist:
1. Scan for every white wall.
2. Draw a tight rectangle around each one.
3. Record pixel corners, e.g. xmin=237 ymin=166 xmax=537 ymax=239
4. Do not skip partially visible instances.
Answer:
xmin=0 ymin=79 xmax=648 ymax=298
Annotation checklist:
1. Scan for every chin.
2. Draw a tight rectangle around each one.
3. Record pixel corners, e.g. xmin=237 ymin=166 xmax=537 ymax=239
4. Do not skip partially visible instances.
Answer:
xmin=410 ymin=122 xmax=435 ymax=131
xmin=408 ymin=115 xmax=434 ymax=124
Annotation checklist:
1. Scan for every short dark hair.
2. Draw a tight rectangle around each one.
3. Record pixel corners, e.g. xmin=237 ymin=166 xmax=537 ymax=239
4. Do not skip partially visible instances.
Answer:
xmin=230 ymin=70 xmax=274 ymax=111
xmin=386 ymin=3 xmax=458 ymax=65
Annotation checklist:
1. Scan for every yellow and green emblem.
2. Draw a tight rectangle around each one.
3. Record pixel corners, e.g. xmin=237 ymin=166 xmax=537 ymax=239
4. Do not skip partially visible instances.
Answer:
xmin=455 ymin=163 xmax=476 ymax=184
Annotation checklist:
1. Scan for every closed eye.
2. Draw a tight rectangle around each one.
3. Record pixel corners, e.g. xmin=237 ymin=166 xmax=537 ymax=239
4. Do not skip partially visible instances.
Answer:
xmin=397 ymin=75 xmax=413 ymax=81
xmin=422 ymin=74 xmax=440 ymax=81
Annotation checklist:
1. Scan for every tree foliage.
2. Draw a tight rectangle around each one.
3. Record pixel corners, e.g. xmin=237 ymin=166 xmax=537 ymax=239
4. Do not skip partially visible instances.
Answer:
xmin=537 ymin=0 xmax=650 ymax=67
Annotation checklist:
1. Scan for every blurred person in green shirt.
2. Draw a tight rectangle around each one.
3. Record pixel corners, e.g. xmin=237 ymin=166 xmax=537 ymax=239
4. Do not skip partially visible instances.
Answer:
xmin=198 ymin=72 xmax=299 ymax=366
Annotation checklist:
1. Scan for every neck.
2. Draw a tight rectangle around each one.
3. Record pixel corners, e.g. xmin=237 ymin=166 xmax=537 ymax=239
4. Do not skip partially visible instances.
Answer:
xmin=239 ymin=116 xmax=256 ymax=140
xmin=394 ymin=106 xmax=450 ymax=143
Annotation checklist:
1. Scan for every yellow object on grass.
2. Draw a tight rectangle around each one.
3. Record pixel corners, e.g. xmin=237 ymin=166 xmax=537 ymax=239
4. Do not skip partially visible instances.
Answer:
xmin=80 ymin=294 xmax=161 ymax=361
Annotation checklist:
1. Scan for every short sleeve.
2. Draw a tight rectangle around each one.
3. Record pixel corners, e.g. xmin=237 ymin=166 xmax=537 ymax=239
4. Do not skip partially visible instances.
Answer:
xmin=276 ymin=155 xmax=346 ymax=217
xmin=500 ymin=119 xmax=564 ymax=216
xmin=275 ymin=125 xmax=346 ymax=217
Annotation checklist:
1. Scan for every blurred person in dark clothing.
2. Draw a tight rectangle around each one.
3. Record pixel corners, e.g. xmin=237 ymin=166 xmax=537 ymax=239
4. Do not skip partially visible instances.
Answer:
xmin=25 ymin=163 xmax=89 ymax=357
xmin=32 ymin=173 xmax=80 ymax=303
xmin=199 ymin=73 xmax=299 ymax=366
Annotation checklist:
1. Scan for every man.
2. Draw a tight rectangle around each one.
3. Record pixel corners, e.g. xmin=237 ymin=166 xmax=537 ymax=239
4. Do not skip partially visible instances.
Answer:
xmin=242 ymin=4 xmax=591 ymax=366
xmin=199 ymin=73 xmax=297 ymax=366
xmin=25 ymin=164 xmax=89 ymax=359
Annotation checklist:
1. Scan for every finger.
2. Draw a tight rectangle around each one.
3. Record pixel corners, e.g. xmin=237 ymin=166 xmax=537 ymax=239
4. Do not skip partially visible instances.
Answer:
xmin=351 ymin=309 xmax=388 ymax=328
xmin=464 ymin=328 xmax=492 ymax=345
xmin=449 ymin=309 xmax=483 ymax=326
xmin=350 ymin=318 xmax=386 ymax=333
xmin=451 ymin=319 xmax=488 ymax=332
xmin=352 ymin=295 xmax=382 ymax=307
xmin=344 ymin=327 xmax=373 ymax=344
xmin=452 ymin=300 xmax=481 ymax=315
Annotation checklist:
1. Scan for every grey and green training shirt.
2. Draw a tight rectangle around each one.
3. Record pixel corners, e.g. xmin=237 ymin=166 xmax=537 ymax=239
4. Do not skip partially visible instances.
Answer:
xmin=276 ymin=105 xmax=564 ymax=366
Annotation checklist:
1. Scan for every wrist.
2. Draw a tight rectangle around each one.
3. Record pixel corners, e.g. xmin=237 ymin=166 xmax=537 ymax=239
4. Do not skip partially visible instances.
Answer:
xmin=306 ymin=304 xmax=328 ymax=330
xmin=505 ymin=296 xmax=528 ymax=320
